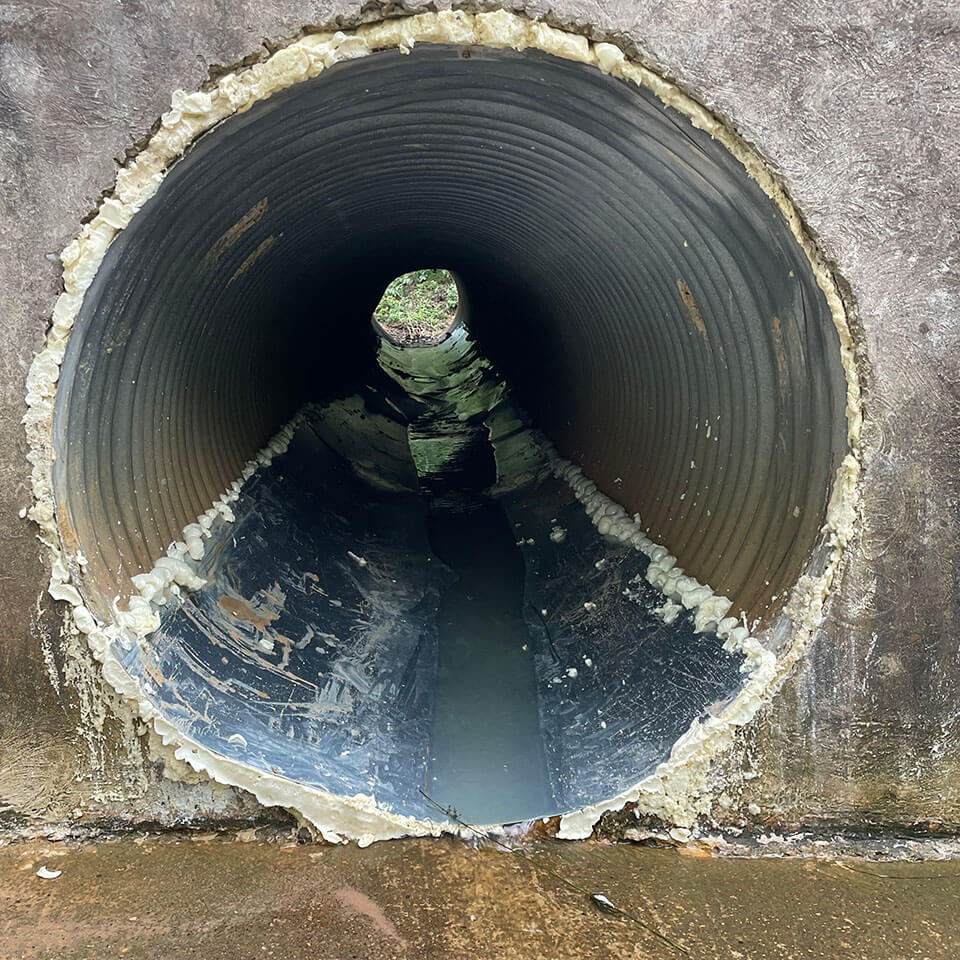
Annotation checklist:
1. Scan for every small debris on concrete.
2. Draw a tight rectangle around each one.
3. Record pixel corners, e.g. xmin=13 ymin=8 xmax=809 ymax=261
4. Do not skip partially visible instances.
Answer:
xmin=591 ymin=893 xmax=617 ymax=914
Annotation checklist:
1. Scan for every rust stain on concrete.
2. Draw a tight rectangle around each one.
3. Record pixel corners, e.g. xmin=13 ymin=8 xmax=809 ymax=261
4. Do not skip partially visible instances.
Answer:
xmin=334 ymin=885 xmax=407 ymax=945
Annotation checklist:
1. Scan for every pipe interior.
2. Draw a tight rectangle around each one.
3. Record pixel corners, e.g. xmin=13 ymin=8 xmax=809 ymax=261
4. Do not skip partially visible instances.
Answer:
xmin=53 ymin=45 xmax=849 ymax=825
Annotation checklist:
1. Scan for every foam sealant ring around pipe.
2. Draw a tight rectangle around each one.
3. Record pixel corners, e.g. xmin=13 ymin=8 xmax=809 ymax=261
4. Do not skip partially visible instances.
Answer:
xmin=23 ymin=10 xmax=864 ymax=843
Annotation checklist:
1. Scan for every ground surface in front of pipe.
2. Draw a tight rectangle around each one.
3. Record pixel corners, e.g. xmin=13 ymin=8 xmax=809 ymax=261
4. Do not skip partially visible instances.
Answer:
xmin=2 ymin=833 xmax=957 ymax=959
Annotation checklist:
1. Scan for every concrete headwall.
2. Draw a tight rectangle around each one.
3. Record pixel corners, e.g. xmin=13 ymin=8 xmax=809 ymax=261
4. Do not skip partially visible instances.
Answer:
xmin=1 ymin=0 xmax=958 ymax=838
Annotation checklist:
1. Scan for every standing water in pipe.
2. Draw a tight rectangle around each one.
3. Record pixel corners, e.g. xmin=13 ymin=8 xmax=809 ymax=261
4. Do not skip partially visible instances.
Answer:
xmin=426 ymin=500 xmax=553 ymax=823
xmin=373 ymin=319 xmax=554 ymax=822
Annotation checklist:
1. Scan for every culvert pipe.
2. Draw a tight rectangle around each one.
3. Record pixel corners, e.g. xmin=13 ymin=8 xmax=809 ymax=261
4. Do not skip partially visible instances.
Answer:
xmin=35 ymin=20 xmax=858 ymax=840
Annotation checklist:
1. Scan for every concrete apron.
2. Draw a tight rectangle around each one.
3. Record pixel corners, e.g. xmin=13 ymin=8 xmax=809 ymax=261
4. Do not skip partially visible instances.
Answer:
xmin=2 ymin=830 xmax=960 ymax=960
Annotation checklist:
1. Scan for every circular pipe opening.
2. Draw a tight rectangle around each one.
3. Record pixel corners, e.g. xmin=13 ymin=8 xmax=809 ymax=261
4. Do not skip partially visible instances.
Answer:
xmin=372 ymin=268 xmax=461 ymax=345
xmin=51 ymin=41 xmax=851 ymax=831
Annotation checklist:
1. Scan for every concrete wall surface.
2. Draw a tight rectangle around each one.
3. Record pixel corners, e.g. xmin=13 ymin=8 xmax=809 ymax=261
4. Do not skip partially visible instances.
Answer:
xmin=1 ymin=0 xmax=958 ymax=839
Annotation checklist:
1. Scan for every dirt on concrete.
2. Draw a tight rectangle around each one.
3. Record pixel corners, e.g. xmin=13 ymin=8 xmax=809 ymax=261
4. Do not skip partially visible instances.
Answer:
xmin=0 ymin=832 xmax=957 ymax=960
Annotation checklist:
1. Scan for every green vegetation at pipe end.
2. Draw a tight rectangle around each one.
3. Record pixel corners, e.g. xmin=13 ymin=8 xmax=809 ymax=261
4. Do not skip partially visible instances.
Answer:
xmin=374 ymin=269 xmax=459 ymax=343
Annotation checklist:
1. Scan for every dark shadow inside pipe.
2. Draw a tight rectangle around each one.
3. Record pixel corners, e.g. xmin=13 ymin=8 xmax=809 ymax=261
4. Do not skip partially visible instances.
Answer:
xmin=52 ymin=44 xmax=849 ymax=825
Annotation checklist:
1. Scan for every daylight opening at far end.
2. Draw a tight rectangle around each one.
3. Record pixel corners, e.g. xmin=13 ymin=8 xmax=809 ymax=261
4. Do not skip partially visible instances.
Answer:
xmin=373 ymin=269 xmax=460 ymax=345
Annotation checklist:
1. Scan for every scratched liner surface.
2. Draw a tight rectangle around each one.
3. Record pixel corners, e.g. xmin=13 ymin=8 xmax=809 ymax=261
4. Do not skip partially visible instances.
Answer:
xmin=113 ymin=409 xmax=743 ymax=823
